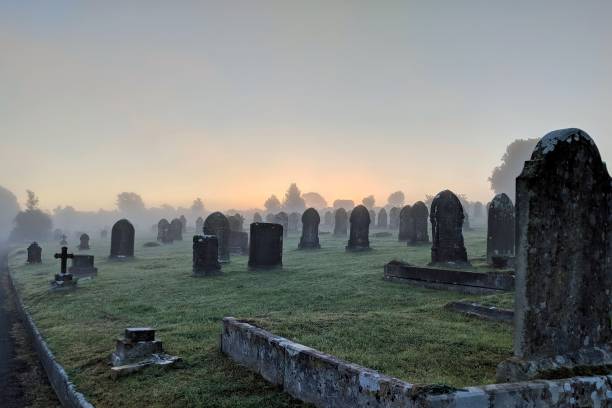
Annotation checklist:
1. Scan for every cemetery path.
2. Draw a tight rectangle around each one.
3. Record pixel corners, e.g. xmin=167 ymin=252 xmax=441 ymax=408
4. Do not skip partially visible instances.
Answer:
xmin=0 ymin=247 xmax=60 ymax=408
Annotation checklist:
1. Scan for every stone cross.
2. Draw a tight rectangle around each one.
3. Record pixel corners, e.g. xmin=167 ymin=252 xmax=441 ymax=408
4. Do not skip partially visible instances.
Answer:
xmin=54 ymin=246 xmax=74 ymax=275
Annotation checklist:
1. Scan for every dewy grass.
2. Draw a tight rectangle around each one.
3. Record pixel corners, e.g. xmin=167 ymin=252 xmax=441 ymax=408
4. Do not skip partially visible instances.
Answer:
xmin=9 ymin=227 xmax=512 ymax=408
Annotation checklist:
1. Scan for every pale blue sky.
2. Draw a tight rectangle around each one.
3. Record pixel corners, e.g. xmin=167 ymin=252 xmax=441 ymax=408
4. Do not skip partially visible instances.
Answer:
xmin=1 ymin=1 xmax=611 ymax=210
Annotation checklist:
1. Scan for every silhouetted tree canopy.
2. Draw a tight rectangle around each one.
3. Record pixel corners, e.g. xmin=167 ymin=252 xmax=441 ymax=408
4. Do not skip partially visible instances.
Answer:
xmin=191 ymin=197 xmax=205 ymax=213
xmin=332 ymin=199 xmax=354 ymax=210
xmin=282 ymin=183 xmax=306 ymax=212
xmin=489 ymin=138 xmax=539 ymax=199
xmin=302 ymin=192 xmax=327 ymax=209
xmin=10 ymin=190 xmax=52 ymax=242
xmin=116 ymin=192 xmax=146 ymax=213
xmin=264 ymin=195 xmax=281 ymax=213
xmin=361 ymin=195 xmax=375 ymax=209
xmin=387 ymin=191 xmax=405 ymax=207
xmin=0 ymin=185 xmax=20 ymax=239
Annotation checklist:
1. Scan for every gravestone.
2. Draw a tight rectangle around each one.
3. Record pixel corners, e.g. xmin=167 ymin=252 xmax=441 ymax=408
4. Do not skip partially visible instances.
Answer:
xmin=333 ymin=208 xmax=348 ymax=237
xmin=27 ymin=242 xmax=42 ymax=264
xmin=60 ymin=234 xmax=68 ymax=246
xmin=377 ymin=208 xmax=388 ymax=229
xmin=229 ymin=231 xmax=249 ymax=255
xmin=204 ymin=212 xmax=230 ymax=263
xmin=274 ymin=212 xmax=289 ymax=238
xmin=410 ymin=201 xmax=429 ymax=244
xmin=110 ymin=219 xmax=135 ymax=259
xmin=265 ymin=213 xmax=275 ymax=223
xmin=298 ymin=208 xmax=320 ymax=249
xmin=52 ymin=246 xmax=75 ymax=289
xmin=78 ymin=233 xmax=90 ymax=250
xmin=398 ymin=205 xmax=413 ymax=242
xmin=179 ymin=215 xmax=187 ymax=232
xmin=486 ymin=193 xmax=515 ymax=264
xmin=368 ymin=210 xmax=376 ymax=229
xmin=100 ymin=229 xmax=108 ymax=239
xmin=346 ymin=205 xmax=370 ymax=251
xmin=429 ymin=190 xmax=468 ymax=265
xmin=288 ymin=212 xmax=300 ymax=233
xmin=195 ymin=217 xmax=204 ymax=234
xmin=389 ymin=207 xmax=400 ymax=230
xmin=192 ymin=235 xmax=221 ymax=275
xmin=227 ymin=214 xmax=244 ymax=232
xmin=69 ymin=255 xmax=97 ymax=276
xmin=252 ymin=212 xmax=263 ymax=223
xmin=323 ymin=211 xmax=333 ymax=227
xmin=497 ymin=128 xmax=612 ymax=382
xmin=248 ymin=223 xmax=283 ymax=268
xmin=157 ymin=219 xmax=172 ymax=243
xmin=169 ymin=218 xmax=183 ymax=241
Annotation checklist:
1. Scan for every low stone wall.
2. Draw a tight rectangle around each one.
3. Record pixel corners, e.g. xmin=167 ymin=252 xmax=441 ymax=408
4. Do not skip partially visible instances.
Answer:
xmin=221 ymin=317 xmax=612 ymax=407
xmin=7 ymin=271 xmax=95 ymax=408
xmin=444 ymin=301 xmax=514 ymax=324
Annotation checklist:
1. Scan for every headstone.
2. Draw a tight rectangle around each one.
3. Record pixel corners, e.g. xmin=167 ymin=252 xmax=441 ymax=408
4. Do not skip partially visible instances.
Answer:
xmin=265 ymin=213 xmax=275 ymax=223
xmin=60 ymin=234 xmax=68 ymax=246
xmin=192 ymin=235 xmax=221 ymax=275
xmin=486 ymin=193 xmax=515 ymax=264
xmin=195 ymin=217 xmax=204 ymax=233
xmin=203 ymin=212 xmax=230 ymax=263
xmin=27 ymin=242 xmax=42 ymax=264
xmin=377 ymin=208 xmax=388 ymax=229
xmin=52 ymin=246 xmax=75 ymax=289
xmin=157 ymin=219 xmax=172 ymax=243
xmin=169 ymin=218 xmax=183 ymax=241
xmin=288 ymin=212 xmax=300 ymax=233
xmin=333 ymin=208 xmax=348 ymax=237
xmin=298 ymin=208 xmax=320 ymax=249
xmin=429 ymin=190 xmax=468 ymax=265
xmin=110 ymin=219 xmax=135 ymax=259
xmin=398 ymin=205 xmax=413 ymax=242
xmin=227 ymin=214 xmax=244 ymax=232
xmin=368 ymin=210 xmax=376 ymax=229
xmin=410 ymin=201 xmax=429 ymax=244
xmin=389 ymin=207 xmax=400 ymax=230
xmin=274 ymin=212 xmax=289 ymax=238
xmin=248 ymin=223 xmax=283 ymax=268
xmin=323 ymin=211 xmax=333 ymax=227
xmin=228 ymin=231 xmax=249 ymax=255
xmin=78 ymin=233 xmax=90 ymax=250
xmin=179 ymin=215 xmax=187 ymax=232
xmin=346 ymin=205 xmax=370 ymax=251
xmin=252 ymin=213 xmax=263 ymax=223
xmin=497 ymin=128 xmax=612 ymax=382
xmin=69 ymin=255 xmax=97 ymax=276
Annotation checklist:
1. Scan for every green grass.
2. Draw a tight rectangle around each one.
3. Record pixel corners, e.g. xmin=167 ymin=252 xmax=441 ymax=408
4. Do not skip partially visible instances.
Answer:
xmin=9 ymin=227 xmax=513 ymax=408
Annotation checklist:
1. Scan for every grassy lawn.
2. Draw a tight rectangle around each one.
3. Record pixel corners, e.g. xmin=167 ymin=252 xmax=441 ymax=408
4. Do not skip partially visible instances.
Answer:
xmin=9 ymin=226 xmax=513 ymax=408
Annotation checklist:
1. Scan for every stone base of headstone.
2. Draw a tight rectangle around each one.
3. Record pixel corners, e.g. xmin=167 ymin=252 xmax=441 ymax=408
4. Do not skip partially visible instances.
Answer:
xmin=490 ymin=255 xmax=515 ymax=269
xmin=496 ymin=345 xmax=612 ymax=383
xmin=298 ymin=242 xmax=320 ymax=250
xmin=68 ymin=255 xmax=98 ymax=277
xmin=50 ymin=274 xmax=77 ymax=291
xmin=345 ymin=245 xmax=371 ymax=252
xmin=110 ymin=328 xmax=180 ymax=379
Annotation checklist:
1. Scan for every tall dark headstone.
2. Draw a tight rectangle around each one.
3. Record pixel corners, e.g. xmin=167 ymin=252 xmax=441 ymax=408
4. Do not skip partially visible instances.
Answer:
xmin=497 ymin=129 xmax=612 ymax=382
xmin=248 ymin=223 xmax=283 ymax=268
xmin=389 ymin=207 xmax=400 ymax=230
xmin=429 ymin=191 xmax=468 ymax=265
xmin=398 ymin=205 xmax=412 ymax=242
xmin=377 ymin=208 xmax=388 ymax=229
xmin=252 ymin=212 xmax=263 ymax=223
xmin=274 ymin=212 xmax=289 ymax=238
xmin=204 ymin=212 xmax=230 ymax=263
xmin=298 ymin=208 xmax=320 ymax=249
xmin=157 ymin=219 xmax=172 ymax=243
xmin=288 ymin=212 xmax=300 ymax=233
xmin=78 ymin=233 xmax=90 ymax=250
xmin=110 ymin=219 xmax=135 ymax=259
xmin=333 ymin=208 xmax=348 ymax=237
xmin=486 ymin=193 xmax=515 ymax=263
xmin=346 ymin=205 xmax=370 ymax=251
xmin=410 ymin=201 xmax=429 ymax=244
xmin=27 ymin=242 xmax=42 ymax=264
xmin=192 ymin=235 xmax=221 ymax=276
xmin=169 ymin=218 xmax=183 ymax=241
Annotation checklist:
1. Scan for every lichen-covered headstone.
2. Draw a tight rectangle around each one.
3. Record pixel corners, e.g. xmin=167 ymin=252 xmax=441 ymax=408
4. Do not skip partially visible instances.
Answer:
xmin=27 ymin=242 xmax=42 ymax=264
xmin=377 ymin=208 xmax=388 ymax=229
xmin=486 ymin=193 xmax=515 ymax=263
xmin=298 ymin=208 xmax=320 ymax=249
xmin=288 ymin=212 xmax=300 ymax=233
xmin=333 ymin=208 xmax=348 ymax=237
xmin=274 ymin=212 xmax=289 ymax=238
xmin=410 ymin=201 xmax=429 ymax=244
xmin=204 ymin=212 xmax=230 ymax=263
xmin=497 ymin=128 xmax=612 ymax=382
xmin=192 ymin=235 xmax=221 ymax=275
xmin=429 ymin=190 xmax=468 ymax=265
xmin=389 ymin=207 xmax=400 ymax=230
xmin=110 ymin=219 xmax=135 ymax=259
xmin=252 ymin=212 xmax=263 ymax=223
xmin=248 ymin=223 xmax=283 ymax=268
xmin=346 ymin=205 xmax=370 ymax=251
xmin=398 ymin=205 xmax=413 ymax=242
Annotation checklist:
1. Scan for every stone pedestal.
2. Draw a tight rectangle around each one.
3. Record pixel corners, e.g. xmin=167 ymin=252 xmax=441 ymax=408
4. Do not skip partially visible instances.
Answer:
xmin=50 ymin=273 xmax=77 ymax=291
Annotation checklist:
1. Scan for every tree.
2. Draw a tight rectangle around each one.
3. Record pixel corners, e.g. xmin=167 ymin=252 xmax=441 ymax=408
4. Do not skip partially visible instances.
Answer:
xmin=264 ymin=195 xmax=281 ymax=213
xmin=302 ymin=192 xmax=327 ymax=209
xmin=489 ymin=138 xmax=539 ymax=198
xmin=282 ymin=183 xmax=306 ymax=212
xmin=25 ymin=190 xmax=39 ymax=211
xmin=361 ymin=195 xmax=375 ymax=209
xmin=116 ymin=192 xmax=146 ymax=213
xmin=387 ymin=191 xmax=405 ymax=207
xmin=332 ymin=199 xmax=355 ymax=210
xmin=0 ymin=185 xmax=20 ymax=240
xmin=9 ymin=190 xmax=52 ymax=242
xmin=191 ymin=198 xmax=205 ymax=214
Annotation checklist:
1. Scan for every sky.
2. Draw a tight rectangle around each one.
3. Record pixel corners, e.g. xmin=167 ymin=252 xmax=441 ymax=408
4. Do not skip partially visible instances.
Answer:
xmin=1 ymin=1 xmax=611 ymax=212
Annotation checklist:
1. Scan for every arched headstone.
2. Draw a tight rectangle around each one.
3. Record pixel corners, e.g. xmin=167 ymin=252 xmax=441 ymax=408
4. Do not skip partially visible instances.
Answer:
xmin=398 ymin=205 xmax=412 ymax=242
xmin=429 ymin=191 xmax=468 ymax=265
xmin=27 ymin=242 xmax=42 ymax=264
xmin=323 ymin=211 xmax=333 ymax=227
xmin=486 ymin=193 xmax=515 ymax=263
xmin=265 ymin=213 xmax=275 ymax=223
xmin=288 ymin=212 xmax=300 ymax=233
xmin=333 ymin=208 xmax=348 ymax=237
xmin=298 ymin=208 xmax=320 ymax=249
xmin=346 ymin=205 xmax=370 ymax=251
xmin=410 ymin=201 xmax=429 ymax=244
xmin=204 ymin=212 xmax=230 ymax=263
xmin=110 ymin=219 xmax=135 ymax=259
xmin=252 ymin=212 xmax=263 ymax=223
xmin=169 ymin=218 xmax=183 ymax=241
xmin=78 ymin=233 xmax=90 ymax=250
xmin=377 ymin=208 xmax=388 ymax=229
xmin=389 ymin=207 xmax=400 ymax=230
xmin=157 ymin=219 xmax=171 ymax=243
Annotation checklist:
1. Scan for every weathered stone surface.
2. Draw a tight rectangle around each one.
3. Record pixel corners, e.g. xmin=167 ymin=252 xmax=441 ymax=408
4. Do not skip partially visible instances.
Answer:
xmin=346 ymin=205 xmax=370 ymax=251
xmin=274 ymin=212 xmax=289 ymax=238
xmin=78 ymin=233 xmax=90 ymax=250
xmin=388 ymin=207 xmax=400 ymax=230
xmin=204 ymin=212 xmax=230 ymax=263
xmin=486 ymin=193 xmax=515 ymax=263
xmin=410 ymin=201 xmax=429 ymax=244
xmin=27 ymin=242 xmax=42 ymax=264
xmin=333 ymin=208 xmax=348 ymax=237
xmin=398 ymin=205 xmax=412 ymax=242
xmin=377 ymin=208 xmax=388 ymax=229
xmin=110 ymin=219 xmax=135 ymax=259
xmin=429 ymin=190 xmax=468 ymax=265
xmin=192 ymin=235 xmax=221 ymax=275
xmin=69 ymin=255 xmax=97 ymax=276
xmin=298 ymin=208 xmax=320 ymax=249
xmin=248 ymin=223 xmax=283 ymax=268
xmin=499 ymin=128 xmax=612 ymax=382
xmin=169 ymin=218 xmax=183 ymax=241
xmin=288 ymin=212 xmax=300 ymax=233
xmin=111 ymin=327 xmax=179 ymax=377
